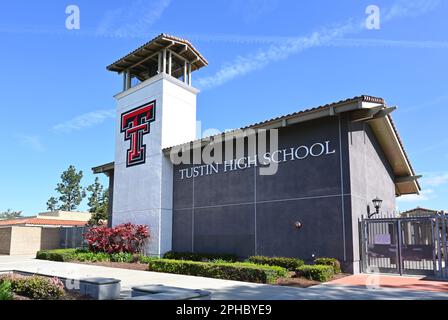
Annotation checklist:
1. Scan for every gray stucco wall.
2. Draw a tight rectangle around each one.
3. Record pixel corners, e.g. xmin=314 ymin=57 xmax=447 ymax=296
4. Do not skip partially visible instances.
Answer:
xmin=346 ymin=120 xmax=396 ymax=273
xmin=171 ymin=113 xmax=397 ymax=273
xmin=172 ymin=116 xmax=353 ymax=266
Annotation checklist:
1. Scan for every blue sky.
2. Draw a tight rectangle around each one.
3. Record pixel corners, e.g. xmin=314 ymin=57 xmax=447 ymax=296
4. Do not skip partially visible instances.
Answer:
xmin=0 ymin=0 xmax=447 ymax=216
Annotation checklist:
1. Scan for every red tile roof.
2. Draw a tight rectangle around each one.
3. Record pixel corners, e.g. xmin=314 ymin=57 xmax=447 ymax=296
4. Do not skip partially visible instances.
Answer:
xmin=0 ymin=218 xmax=86 ymax=227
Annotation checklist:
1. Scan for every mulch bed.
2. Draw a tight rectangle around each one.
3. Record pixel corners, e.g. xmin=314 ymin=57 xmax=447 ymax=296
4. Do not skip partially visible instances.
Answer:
xmin=13 ymin=290 xmax=93 ymax=300
xmin=76 ymin=261 xmax=149 ymax=271
xmin=276 ymin=272 xmax=351 ymax=288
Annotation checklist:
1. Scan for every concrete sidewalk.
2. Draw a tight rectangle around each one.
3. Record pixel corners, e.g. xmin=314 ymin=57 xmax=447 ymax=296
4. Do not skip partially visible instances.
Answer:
xmin=1 ymin=255 xmax=447 ymax=300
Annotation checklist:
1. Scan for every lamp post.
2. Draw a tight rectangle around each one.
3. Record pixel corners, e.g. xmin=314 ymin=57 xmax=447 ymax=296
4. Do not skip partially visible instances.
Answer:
xmin=368 ymin=197 xmax=383 ymax=218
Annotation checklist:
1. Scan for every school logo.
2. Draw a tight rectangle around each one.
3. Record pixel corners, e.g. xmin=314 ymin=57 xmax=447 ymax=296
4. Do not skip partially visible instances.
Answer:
xmin=120 ymin=100 xmax=156 ymax=167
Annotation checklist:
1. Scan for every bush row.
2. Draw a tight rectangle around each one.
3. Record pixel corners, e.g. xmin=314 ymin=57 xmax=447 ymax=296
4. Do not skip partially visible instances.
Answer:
xmin=36 ymin=249 xmax=79 ymax=262
xmin=36 ymin=249 xmax=147 ymax=264
xmin=148 ymin=259 xmax=287 ymax=284
xmin=36 ymin=249 xmax=340 ymax=283
xmin=163 ymin=251 xmax=238 ymax=262
xmin=247 ymin=256 xmax=304 ymax=271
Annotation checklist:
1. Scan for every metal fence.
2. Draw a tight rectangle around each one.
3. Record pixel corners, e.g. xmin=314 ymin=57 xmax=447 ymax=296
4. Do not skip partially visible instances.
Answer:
xmin=59 ymin=226 xmax=89 ymax=249
xmin=360 ymin=213 xmax=448 ymax=278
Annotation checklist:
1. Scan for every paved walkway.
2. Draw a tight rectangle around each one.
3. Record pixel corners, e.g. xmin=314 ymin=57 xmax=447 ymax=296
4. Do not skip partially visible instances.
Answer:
xmin=324 ymin=273 xmax=448 ymax=293
xmin=1 ymin=255 xmax=447 ymax=300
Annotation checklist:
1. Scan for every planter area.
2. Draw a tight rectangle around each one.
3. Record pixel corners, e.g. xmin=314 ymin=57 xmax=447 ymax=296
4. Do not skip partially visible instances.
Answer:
xmin=36 ymin=249 xmax=346 ymax=287
xmin=0 ymin=271 xmax=93 ymax=300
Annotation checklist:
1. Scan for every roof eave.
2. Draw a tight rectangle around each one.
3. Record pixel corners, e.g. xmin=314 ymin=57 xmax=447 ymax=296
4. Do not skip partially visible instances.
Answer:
xmin=367 ymin=113 xmax=420 ymax=195
xmin=92 ymin=162 xmax=114 ymax=176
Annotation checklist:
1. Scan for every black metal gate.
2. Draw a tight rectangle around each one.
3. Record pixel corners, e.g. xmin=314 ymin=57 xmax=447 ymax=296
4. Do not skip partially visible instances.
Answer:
xmin=361 ymin=213 xmax=448 ymax=278
xmin=59 ymin=226 xmax=89 ymax=249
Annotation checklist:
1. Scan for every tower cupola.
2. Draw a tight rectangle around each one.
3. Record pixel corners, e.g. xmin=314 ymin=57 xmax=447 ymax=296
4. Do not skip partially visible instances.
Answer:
xmin=107 ymin=33 xmax=208 ymax=91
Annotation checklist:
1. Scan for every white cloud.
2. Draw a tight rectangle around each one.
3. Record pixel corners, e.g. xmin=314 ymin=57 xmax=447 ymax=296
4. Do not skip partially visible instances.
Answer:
xmin=196 ymin=20 xmax=358 ymax=90
xmin=16 ymin=134 xmax=45 ymax=152
xmin=397 ymin=189 xmax=434 ymax=202
xmin=186 ymin=32 xmax=448 ymax=49
xmin=230 ymin=0 xmax=279 ymax=24
xmin=422 ymin=173 xmax=448 ymax=187
xmin=196 ymin=0 xmax=441 ymax=90
xmin=96 ymin=0 xmax=171 ymax=38
xmin=53 ymin=109 xmax=115 ymax=133
xmin=327 ymin=38 xmax=448 ymax=50
xmin=383 ymin=0 xmax=440 ymax=21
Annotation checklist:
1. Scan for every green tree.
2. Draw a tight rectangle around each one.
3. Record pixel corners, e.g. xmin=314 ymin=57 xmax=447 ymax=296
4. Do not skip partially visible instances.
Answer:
xmin=46 ymin=197 xmax=58 ymax=211
xmin=47 ymin=165 xmax=86 ymax=211
xmin=0 ymin=209 xmax=22 ymax=220
xmin=86 ymin=177 xmax=109 ymax=226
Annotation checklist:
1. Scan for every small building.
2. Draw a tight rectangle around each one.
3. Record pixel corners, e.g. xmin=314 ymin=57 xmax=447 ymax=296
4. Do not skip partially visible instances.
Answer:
xmin=0 ymin=210 xmax=91 ymax=227
xmin=0 ymin=211 xmax=90 ymax=255
xmin=400 ymin=207 xmax=442 ymax=246
xmin=92 ymin=34 xmax=420 ymax=273
xmin=400 ymin=207 xmax=440 ymax=218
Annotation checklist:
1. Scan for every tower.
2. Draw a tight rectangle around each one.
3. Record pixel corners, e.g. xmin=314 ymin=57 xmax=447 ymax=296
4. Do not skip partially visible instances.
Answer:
xmin=107 ymin=34 xmax=208 ymax=256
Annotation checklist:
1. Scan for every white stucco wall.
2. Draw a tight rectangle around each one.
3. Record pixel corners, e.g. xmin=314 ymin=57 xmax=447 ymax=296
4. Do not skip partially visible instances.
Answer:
xmin=112 ymin=73 xmax=197 ymax=256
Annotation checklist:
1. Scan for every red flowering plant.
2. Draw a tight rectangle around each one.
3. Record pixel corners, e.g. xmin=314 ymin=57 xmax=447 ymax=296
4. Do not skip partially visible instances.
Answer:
xmin=83 ymin=223 xmax=149 ymax=254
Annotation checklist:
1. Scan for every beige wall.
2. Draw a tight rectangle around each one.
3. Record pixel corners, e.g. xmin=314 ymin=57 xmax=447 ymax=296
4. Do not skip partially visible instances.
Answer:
xmin=40 ymin=228 xmax=60 ymax=250
xmin=37 ymin=210 xmax=91 ymax=222
xmin=9 ymin=226 xmax=42 ymax=255
xmin=0 ymin=227 xmax=12 ymax=254
xmin=0 ymin=226 xmax=62 ymax=255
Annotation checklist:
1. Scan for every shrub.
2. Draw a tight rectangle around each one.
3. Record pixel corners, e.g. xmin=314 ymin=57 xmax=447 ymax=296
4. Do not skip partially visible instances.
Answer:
xmin=296 ymin=265 xmax=334 ymax=282
xmin=314 ymin=258 xmax=341 ymax=274
xmin=147 ymin=259 xmax=287 ymax=283
xmin=163 ymin=251 xmax=238 ymax=262
xmin=73 ymin=251 xmax=110 ymax=262
xmin=0 ymin=275 xmax=64 ymax=300
xmin=37 ymin=249 xmax=110 ymax=263
xmin=247 ymin=256 xmax=304 ymax=271
xmin=36 ymin=249 xmax=78 ymax=262
xmin=110 ymin=252 xmax=134 ymax=263
xmin=0 ymin=281 xmax=13 ymax=300
xmin=83 ymin=223 xmax=149 ymax=254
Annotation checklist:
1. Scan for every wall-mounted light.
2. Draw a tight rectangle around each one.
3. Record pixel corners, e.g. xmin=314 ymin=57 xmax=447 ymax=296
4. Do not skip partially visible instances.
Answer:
xmin=294 ymin=221 xmax=302 ymax=229
xmin=368 ymin=197 xmax=383 ymax=218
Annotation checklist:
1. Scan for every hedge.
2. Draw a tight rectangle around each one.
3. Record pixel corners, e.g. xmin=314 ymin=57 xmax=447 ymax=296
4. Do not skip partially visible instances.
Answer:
xmin=36 ymin=249 xmax=79 ymax=262
xmin=72 ymin=251 xmax=110 ymax=262
xmin=296 ymin=265 xmax=334 ymax=282
xmin=147 ymin=259 xmax=287 ymax=283
xmin=314 ymin=258 xmax=341 ymax=274
xmin=37 ymin=249 xmax=156 ymax=264
xmin=247 ymin=256 xmax=304 ymax=271
xmin=163 ymin=251 xmax=238 ymax=262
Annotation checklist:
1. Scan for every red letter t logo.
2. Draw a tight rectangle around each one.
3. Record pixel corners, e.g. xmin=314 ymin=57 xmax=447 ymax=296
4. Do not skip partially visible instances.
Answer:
xmin=120 ymin=100 xmax=156 ymax=167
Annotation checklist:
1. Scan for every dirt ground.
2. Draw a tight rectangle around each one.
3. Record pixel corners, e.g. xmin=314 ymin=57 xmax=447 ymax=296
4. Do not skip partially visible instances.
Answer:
xmin=276 ymin=272 xmax=351 ymax=288
xmin=13 ymin=290 xmax=92 ymax=300
xmin=77 ymin=261 xmax=149 ymax=271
